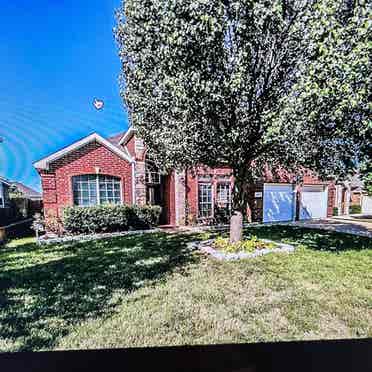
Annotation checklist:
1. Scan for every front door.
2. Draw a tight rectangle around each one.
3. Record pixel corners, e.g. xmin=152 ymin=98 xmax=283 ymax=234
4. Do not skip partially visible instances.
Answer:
xmin=146 ymin=179 xmax=168 ymax=225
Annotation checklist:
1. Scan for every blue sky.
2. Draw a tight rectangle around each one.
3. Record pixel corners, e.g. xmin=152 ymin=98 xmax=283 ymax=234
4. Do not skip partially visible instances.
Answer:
xmin=0 ymin=1 xmax=129 ymax=191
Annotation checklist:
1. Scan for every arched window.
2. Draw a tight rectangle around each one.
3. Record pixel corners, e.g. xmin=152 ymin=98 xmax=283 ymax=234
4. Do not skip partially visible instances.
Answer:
xmin=145 ymin=161 xmax=161 ymax=185
xmin=72 ymin=175 xmax=122 ymax=206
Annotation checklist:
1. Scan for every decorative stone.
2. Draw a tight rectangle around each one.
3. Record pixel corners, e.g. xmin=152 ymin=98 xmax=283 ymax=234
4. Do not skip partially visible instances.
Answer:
xmin=188 ymin=238 xmax=295 ymax=260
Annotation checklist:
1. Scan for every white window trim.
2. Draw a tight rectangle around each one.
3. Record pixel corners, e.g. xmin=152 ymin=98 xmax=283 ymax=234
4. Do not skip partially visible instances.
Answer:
xmin=216 ymin=182 xmax=232 ymax=210
xmin=72 ymin=175 xmax=123 ymax=207
xmin=198 ymin=182 xmax=214 ymax=219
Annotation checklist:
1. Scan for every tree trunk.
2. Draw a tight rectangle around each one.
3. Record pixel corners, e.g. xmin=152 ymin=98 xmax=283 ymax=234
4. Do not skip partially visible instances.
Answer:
xmin=229 ymin=167 xmax=253 ymax=244
xmin=229 ymin=211 xmax=243 ymax=243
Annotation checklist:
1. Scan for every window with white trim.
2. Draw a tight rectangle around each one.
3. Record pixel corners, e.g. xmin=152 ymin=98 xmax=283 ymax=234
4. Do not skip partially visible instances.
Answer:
xmin=217 ymin=183 xmax=231 ymax=208
xmin=198 ymin=183 xmax=213 ymax=218
xmin=99 ymin=175 xmax=122 ymax=204
xmin=145 ymin=162 xmax=161 ymax=184
xmin=72 ymin=175 xmax=121 ymax=206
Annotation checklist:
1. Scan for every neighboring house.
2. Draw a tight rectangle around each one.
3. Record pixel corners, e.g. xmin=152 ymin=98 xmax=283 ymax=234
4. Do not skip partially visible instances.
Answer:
xmin=0 ymin=176 xmax=11 ymax=210
xmin=10 ymin=182 xmax=43 ymax=218
xmin=34 ymin=128 xmax=336 ymax=230
xmin=334 ymin=174 xmax=365 ymax=215
xmin=362 ymin=194 xmax=372 ymax=214
xmin=0 ymin=176 xmax=21 ymax=227
xmin=11 ymin=182 xmax=42 ymax=201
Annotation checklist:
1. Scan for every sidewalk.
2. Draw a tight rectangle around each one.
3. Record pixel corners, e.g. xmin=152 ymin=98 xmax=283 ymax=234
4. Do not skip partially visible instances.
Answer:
xmin=288 ymin=217 xmax=372 ymax=238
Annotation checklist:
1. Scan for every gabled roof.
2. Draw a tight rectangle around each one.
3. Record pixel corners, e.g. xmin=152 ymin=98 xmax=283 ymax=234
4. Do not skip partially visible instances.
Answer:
xmin=11 ymin=182 xmax=42 ymax=200
xmin=106 ymin=131 xmax=132 ymax=158
xmin=107 ymin=131 xmax=126 ymax=147
xmin=33 ymin=132 xmax=135 ymax=170
xmin=0 ymin=176 xmax=10 ymax=186
xmin=118 ymin=126 xmax=136 ymax=145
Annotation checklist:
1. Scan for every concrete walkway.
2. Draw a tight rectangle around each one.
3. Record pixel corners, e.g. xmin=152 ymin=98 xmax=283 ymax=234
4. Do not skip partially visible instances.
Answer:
xmin=288 ymin=217 xmax=372 ymax=238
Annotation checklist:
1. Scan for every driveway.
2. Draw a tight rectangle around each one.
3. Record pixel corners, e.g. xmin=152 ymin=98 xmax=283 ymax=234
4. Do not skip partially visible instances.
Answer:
xmin=289 ymin=216 xmax=372 ymax=238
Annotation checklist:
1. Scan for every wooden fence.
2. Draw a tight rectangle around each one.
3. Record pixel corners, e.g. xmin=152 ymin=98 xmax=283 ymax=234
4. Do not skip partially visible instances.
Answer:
xmin=0 ymin=218 xmax=33 ymax=244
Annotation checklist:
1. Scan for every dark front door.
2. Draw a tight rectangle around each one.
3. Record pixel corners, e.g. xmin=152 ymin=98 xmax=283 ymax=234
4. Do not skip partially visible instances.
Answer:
xmin=146 ymin=182 xmax=168 ymax=225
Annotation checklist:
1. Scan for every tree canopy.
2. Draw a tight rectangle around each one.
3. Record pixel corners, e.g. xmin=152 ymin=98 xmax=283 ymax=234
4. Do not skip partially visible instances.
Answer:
xmin=116 ymin=0 xmax=371 ymax=227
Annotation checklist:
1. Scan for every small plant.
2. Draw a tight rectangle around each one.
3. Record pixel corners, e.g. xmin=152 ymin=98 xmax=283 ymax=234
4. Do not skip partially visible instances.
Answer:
xmin=31 ymin=213 xmax=45 ymax=240
xmin=333 ymin=207 xmax=339 ymax=216
xmin=213 ymin=235 xmax=276 ymax=254
xmin=214 ymin=204 xmax=231 ymax=224
xmin=185 ymin=200 xmax=198 ymax=226
xmin=349 ymin=205 xmax=362 ymax=215
xmin=199 ymin=231 xmax=212 ymax=241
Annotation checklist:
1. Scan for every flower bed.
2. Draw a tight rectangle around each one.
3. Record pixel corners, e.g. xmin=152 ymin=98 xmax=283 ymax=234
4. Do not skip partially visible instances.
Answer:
xmin=188 ymin=237 xmax=295 ymax=261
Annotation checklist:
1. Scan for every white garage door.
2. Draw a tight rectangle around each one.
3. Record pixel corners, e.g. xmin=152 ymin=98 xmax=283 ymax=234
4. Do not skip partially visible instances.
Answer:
xmin=263 ymin=184 xmax=295 ymax=223
xmin=300 ymin=185 xmax=328 ymax=220
xmin=361 ymin=195 xmax=372 ymax=214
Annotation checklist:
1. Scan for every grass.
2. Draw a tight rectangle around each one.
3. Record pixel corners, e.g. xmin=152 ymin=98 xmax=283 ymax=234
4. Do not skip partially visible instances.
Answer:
xmin=0 ymin=226 xmax=371 ymax=351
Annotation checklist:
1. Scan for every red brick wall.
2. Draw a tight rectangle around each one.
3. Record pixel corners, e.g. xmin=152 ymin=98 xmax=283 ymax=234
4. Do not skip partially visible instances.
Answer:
xmin=326 ymin=182 xmax=336 ymax=217
xmin=126 ymin=135 xmax=136 ymax=158
xmin=185 ymin=165 xmax=336 ymax=222
xmin=164 ymin=171 xmax=176 ymax=225
xmin=185 ymin=166 xmax=233 ymax=223
xmin=38 ymin=141 xmax=133 ymax=228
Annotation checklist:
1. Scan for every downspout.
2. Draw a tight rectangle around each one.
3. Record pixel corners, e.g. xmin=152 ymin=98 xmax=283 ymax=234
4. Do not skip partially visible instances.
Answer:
xmin=131 ymin=162 xmax=136 ymax=205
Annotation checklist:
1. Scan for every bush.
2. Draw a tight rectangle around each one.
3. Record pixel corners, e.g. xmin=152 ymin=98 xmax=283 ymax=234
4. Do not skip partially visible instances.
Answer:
xmin=333 ymin=207 xmax=339 ymax=216
xmin=214 ymin=205 xmax=231 ymax=224
xmin=62 ymin=204 xmax=162 ymax=235
xmin=129 ymin=205 xmax=163 ymax=230
xmin=349 ymin=205 xmax=362 ymax=215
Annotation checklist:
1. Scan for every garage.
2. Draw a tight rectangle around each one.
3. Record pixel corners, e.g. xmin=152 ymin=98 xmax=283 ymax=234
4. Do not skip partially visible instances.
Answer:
xmin=300 ymin=185 xmax=328 ymax=220
xmin=263 ymin=184 xmax=295 ymax=223
xmin=361 ymin=195 xmax=372 ymax=214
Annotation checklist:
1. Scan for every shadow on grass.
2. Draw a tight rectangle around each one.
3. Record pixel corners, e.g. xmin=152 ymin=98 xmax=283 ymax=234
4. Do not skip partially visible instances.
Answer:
xmin=0 ymin=232 xmax=199 ymax=351
xmin=243 ymin=225 xmax=372 ymax=252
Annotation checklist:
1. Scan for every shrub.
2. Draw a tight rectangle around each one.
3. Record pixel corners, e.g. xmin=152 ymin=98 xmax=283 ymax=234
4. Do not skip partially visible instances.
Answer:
xmin=62 ymin=204 xmax=162 ymax=234
xmin=333 ymin=207 xmax=339 ymax=216
xmin=214 ymin=205 xmax=231 ymax=224
xmin=349 ymin=205 xmax=362 ymax=215
xmin=45 ymin=215 xmax=64 ymax=236
xmin=129 ymin=205 xmax=163 ymax=229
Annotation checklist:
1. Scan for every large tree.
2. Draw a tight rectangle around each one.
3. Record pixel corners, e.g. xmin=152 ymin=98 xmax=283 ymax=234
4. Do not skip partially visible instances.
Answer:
xmin=116 ymin=0 xmax=371 ymax=241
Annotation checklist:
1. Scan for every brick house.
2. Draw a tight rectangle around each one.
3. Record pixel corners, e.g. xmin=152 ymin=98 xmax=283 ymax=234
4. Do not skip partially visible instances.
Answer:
xmin=0 ymin=176 xmax=10 ymax=210
xmin=334 ymin=174 xmax=365 ymax=215
xmin=34 ymin=127 xmax=336 ymax=230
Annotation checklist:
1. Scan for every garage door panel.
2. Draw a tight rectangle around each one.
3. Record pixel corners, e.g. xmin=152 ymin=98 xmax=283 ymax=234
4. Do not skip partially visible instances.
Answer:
xmin=361 ymin=196 xmax=372 ymax=214
xmin=263 ymin=184 xmax=295 ymax=223
xmin=300 ymin=186 xmax=328 ymax=220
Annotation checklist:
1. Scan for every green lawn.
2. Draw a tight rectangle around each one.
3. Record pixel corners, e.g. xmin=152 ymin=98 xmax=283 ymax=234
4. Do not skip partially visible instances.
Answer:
xmin=0 ymin=226 xmax=371 ymax=352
